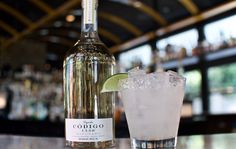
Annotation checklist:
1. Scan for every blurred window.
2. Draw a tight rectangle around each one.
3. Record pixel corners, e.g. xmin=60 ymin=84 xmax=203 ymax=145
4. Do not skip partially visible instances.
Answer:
xmin=184 ymin=70 xmax=202 ymax=115
xmin=156 ymin=29 xmax=198 ymax=57
xmin=208 ymin=62 xmax=236 ymax=114
xmin=204 ymin=15 xmax=236 ymax=47
xmin=119 ymin=44 xmax=152 ymax=70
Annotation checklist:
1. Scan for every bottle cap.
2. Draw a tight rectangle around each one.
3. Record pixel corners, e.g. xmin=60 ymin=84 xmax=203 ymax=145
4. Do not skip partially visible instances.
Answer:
xmin=82 ymin=0 xmax=98 ymax=8
xmin=82 ymin=0 xmax=98 ymax=24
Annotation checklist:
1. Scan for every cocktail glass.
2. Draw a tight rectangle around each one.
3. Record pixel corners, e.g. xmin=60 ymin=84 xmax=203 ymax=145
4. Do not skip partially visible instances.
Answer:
xmin=119 ymin=69 xmax=186 ymax=148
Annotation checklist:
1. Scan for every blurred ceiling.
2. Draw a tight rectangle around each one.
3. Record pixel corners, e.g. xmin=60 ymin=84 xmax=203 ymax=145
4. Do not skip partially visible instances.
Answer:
xmin=0 ymin=0 xmax=235 ymax=63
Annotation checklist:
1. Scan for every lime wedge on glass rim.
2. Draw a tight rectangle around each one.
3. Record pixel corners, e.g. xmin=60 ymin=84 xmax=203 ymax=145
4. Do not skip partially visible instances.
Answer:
xmin=101 ymin=73 xmax=128 ymax=93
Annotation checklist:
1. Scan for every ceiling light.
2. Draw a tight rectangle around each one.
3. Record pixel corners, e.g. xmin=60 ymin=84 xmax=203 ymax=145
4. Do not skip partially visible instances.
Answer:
xmin=54 ymin=21 xmax=63 ymax=27
xmin=133 ymin=1 xmax=142 ymax=8
xmin=71 ymin=9 xmax=82 ymax=16
xmin=66 ymin=15 xmax=75 ymax=22
xmin=39 ymin=29 xmax=49 ymax=35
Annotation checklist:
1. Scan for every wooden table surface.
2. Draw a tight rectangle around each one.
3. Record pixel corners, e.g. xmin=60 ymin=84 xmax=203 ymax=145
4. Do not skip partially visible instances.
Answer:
xmin=0 ymin=133 xmax=236 ymax=149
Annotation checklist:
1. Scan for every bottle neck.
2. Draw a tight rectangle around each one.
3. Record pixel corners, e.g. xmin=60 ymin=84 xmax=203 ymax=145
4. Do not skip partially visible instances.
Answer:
xmin=81 ymin=0 xmax=99 ymax=39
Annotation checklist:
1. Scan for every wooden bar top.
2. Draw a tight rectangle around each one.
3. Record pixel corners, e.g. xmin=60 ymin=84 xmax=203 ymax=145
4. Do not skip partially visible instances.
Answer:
xmin=0 ymin=133 xmax=236 ymax=148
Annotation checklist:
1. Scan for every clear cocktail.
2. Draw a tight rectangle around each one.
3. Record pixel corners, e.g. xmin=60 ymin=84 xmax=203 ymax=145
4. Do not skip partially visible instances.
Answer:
xmin=119 ymin=69 xmax=185 ymax=148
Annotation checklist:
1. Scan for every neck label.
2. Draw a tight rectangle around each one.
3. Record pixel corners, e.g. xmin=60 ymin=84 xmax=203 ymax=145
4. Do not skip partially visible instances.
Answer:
xmin=84 ymin=0 xmax=95 ymax=24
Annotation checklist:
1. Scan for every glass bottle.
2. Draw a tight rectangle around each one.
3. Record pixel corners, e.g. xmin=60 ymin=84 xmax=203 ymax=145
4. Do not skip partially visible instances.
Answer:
xmin=63 ymin=0 xmax=116 ymax=148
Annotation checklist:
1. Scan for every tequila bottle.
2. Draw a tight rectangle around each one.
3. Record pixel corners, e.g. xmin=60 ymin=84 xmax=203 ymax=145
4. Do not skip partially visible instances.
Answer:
xmin=63 ymin=0 xmax=116 ymax=148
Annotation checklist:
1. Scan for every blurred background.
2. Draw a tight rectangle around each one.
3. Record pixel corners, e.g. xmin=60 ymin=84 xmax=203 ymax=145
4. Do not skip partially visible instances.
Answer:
xmin=1 ymin=0 xmax=236 ymax=137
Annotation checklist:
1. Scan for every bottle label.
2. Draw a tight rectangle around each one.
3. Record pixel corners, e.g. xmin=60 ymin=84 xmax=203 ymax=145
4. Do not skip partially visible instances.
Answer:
xmin=84 ymin=0 xmax=95 ymax=24
xmin=65 ymin=118 xmax=113 ymax=142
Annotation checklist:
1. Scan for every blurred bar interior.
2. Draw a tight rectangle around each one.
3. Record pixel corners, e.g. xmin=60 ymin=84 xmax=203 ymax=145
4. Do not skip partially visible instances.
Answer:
xmin=1 ymin=0 xmax=236 ymax=138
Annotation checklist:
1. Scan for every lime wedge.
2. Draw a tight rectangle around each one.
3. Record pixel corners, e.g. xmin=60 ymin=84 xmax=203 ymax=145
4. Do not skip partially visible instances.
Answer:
xmin=101 ymin=73 xmax=128 ymax=93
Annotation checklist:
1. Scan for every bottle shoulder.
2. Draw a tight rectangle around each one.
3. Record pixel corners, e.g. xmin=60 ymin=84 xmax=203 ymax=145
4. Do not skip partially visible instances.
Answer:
xmin=64 ymin=41 xmax=115 ymax=64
